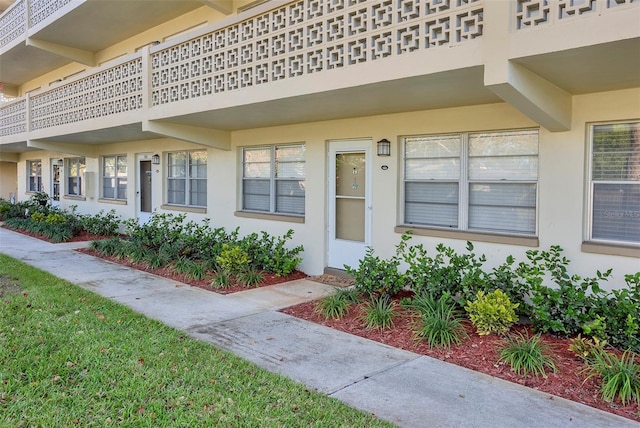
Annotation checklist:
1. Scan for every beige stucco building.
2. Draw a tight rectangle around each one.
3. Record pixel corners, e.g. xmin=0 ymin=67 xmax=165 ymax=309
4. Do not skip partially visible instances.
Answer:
xmin=0 ymin=0 xmax=638 ymax=287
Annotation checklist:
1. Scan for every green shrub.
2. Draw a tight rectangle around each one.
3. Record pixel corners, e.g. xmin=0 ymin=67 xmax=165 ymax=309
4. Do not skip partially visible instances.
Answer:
xmin=411 ymin=293 xmax=468 ymax=348
xmin=216 ymin=244 xmax=251 ymax=276
xmin=79 ymin=209 xmax=121 ymax=236
xmin=465 ymin=290 xmax=519 ymax=336
xmin=211 ymin=273 xmax=230 ymax=289
xmin=498 ymin=333 xmax=556 ymax=378
xmin=359 ymin=297 xmax=398 ymax=330
xmin=569 ymin=335 xmax=607 ymax=364
xmin=586 ymin=350 xmax=640 ymax=408
xmin=345 ymin=247 xmax=404 ymax=300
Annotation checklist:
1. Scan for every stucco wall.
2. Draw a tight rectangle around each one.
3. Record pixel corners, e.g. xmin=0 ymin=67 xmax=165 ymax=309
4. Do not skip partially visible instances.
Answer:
xmin=0 ymin=161 xmax=17 ymax=200
xmin=12 ymin=87 xmax=640 ymax=289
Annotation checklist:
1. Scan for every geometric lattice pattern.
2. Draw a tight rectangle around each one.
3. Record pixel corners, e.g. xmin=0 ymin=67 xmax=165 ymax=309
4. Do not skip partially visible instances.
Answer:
xmin=30 ymin=58 xmax=143 ymax=131
xmin=516 ymin=0 xmax=638 ymax=29
xmin=151 ymin=0 xmax=485 ymax=105
xmin=30 ymin=0 xmax=73 ymax=27
xmin=0 ymin=0 xmax=25 ymax=49
xmin=0 ymin=99 xmax=26 ymax=137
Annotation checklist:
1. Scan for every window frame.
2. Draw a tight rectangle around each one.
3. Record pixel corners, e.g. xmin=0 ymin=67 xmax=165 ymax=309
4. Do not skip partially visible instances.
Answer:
xmin=585 ymin=120 xmax=640 ymax=247
xmin=241 ymin=143 xmax=306 ymax=216
xmin=402 ymin=128 xmax=539 ymax=237
xmin=65 ymin=157 xmax=85 ymax=197
xmin=166 ymin=150 xmax=207 ymax=208
xmin=101 ymin=154 xmax=127 ymax=201
xmin=26 ymin=159 xmax=42 ymax=193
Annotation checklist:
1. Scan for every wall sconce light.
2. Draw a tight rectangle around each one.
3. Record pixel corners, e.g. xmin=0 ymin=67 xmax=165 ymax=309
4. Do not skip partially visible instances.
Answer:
xmin=377 ymin=139 xmax=391 ymax=156
xmin=151 ymin=154 xmax=160 ymax=165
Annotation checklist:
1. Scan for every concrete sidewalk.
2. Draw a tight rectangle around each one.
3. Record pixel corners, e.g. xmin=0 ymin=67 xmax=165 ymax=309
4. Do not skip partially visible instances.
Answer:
xmin=1 ymin=227 xmax=637 ymax=428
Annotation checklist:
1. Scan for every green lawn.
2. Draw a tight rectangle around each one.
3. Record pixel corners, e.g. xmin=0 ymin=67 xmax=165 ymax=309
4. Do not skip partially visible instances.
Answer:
xmin=0 ymin=254 xmax=391 ymax=427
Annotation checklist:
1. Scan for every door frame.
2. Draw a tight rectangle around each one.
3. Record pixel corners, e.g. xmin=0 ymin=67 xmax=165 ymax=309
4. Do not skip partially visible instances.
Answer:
xmin=327 ymin=139 xmax=373 ymax=270
xmin=50 ymin=158 xmax=62 ymax=207
xmin=136 ymin=153 xmax=154 ymax=224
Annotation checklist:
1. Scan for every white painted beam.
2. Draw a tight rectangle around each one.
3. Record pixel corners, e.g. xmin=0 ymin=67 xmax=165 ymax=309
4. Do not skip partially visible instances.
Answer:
xmin=143 ymin=120 xmax=231 ymax=151
xmin=485 ymin=61 xmax=572 ymax=132
xmin=27 ymin=140 xmax=97 ymax=157
xmin=26 ymin=38 xmax=96 ymax=67
xmin=199 ymin=0 xmax=233 ymax=15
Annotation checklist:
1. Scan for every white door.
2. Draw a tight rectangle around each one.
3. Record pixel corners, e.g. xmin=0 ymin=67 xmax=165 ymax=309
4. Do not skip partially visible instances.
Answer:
xmin=137 ymin=154 xmax=153 ymax=224
xmin=327 ymin=140 xmax=372 ymax=271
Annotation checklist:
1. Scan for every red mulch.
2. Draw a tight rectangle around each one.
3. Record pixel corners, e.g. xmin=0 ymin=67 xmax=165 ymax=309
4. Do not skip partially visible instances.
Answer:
xmin=281 ymin=297 xmax=640 ymax=423
xmin=1 ymin=225 xmax=109 ymax=243
xmin=6 ymin=226 xmax=639 ymax=421
xmin=76 ymin=247 xmax=308 ymax=295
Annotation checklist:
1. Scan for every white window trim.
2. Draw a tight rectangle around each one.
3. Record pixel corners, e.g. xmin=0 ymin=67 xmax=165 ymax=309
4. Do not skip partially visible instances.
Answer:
xmin=166 ymin=150 xmax=207 ymax=208
xmin=241 ymin=143 xmax=306 ymax=216
xmin=401 ymin=129 xmax=539 ymax=237
xmin=585 ymin=120 xmax=640 ymax=248
xmin=65 ymin=157 xmax=85 ymax=197
xmin=26 ymin=159 xmax=42 ymax=193
xmin=101 ymin=154 xmax=127 ymax=201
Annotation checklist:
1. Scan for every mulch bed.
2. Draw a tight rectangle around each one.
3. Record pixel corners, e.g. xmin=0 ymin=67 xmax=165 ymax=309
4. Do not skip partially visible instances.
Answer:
xmin=281 ymin=297 xmax=640 ymax=423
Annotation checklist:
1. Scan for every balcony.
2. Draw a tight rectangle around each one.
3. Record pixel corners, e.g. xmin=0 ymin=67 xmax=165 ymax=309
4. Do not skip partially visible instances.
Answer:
xmin=1 ymin=0 xmax=638 ymax=152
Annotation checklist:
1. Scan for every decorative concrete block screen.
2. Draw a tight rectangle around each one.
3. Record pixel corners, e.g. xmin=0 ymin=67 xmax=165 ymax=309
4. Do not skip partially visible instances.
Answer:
xmin=29 ymin=0 xmax=74 ymax=27
xmin=30 ymin=57 xmax=144 ymax=131
xmin=0 ymin=0 xmax=25 ymax=49
xmin=151 ymin=0 xmax=485 ymax=106
xmin=515 ymin=0 xmax=638 ymax=29
xmin=0 ymin=99 xmax=26 ymax=137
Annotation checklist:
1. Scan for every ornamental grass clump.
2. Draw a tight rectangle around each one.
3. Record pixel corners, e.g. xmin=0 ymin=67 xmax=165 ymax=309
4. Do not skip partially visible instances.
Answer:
xmin=359 ymin=296 xmax=398 ymax=330
xmin=411 ymin=293 xmax=468 ymax=348
xmin=464 ymin=289 xmax=519 ymax=336
xmin=585 ymin=350 xmax=640 ymax=408
xmin=498 ymin=333 xmax=556 ymax=378
xmin=315 ymin=288 xmax=359 ymax=321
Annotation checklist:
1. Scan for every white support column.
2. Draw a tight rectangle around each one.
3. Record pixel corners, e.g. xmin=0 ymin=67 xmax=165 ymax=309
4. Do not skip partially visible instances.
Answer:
xmin=143 ymin=120 xmax=231 ymax=151
xmin=483 ymin=0 xmax=572 ymax=132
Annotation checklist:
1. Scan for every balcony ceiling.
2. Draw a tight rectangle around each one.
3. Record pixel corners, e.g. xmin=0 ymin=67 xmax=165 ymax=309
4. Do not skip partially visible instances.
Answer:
xmin=512 ymin=38 xmax=640 ymax=95
xmin=0 ymin=0 xmax=203 ymax=87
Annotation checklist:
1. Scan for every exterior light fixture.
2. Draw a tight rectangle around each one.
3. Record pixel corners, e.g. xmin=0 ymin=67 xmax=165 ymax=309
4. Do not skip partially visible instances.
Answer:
xmin=377 ymin=139 xmax=391 ymax=156
xmin=152 ymin=154 xmax=160 ymax=165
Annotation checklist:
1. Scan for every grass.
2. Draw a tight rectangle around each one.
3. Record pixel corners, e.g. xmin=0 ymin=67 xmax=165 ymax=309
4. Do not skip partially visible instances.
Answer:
xmin=0 ymin=254 xmax=392 ymax=427
xmin=586 ymin=350 xmax=640 ymax=408
xmin=411 ymin=293 xmax=468 ymax=348
xmin=499 ymin=333 xmax=557 ymax=378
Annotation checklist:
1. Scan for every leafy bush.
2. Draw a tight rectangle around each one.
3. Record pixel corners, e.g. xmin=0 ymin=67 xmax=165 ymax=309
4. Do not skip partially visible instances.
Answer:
xmin=569 ymin=335 xmax=607 ymax=364
xmin=465 ymin=290 xmax=519 ymax=336
xmin=398 ymin=234 xmax=488 ymax=305
xmin=345 ymin=247 xmax=404 ymax=300
xmin=359 ymin=297 xmax=398 ymax=330
xmin=410 ymin=293 xmax=468 ymax=348
xmin=586 ymin=350 xmax=640 ymax=408
xmin=79 ymin=209 xmax=121 ymax=236
xmin=498 ymin=333 xmax=556 ymax=378
xmin=216 ymin=244 xmax=251 ymax=276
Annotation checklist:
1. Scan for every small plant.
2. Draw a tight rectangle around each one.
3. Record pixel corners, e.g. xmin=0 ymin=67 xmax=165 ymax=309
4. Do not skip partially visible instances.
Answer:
xmin=216 ymin=244 xmax=251 ymax=276
xmin=464 ymin=289 xmax=519 ymax=336
xmin=499 ymin=333 xmax=556 ymax=378
xmin=569 ymin=335 xmax=606 ymax=364
xmin=411 ymin=293 xmax=468 ymax=348
xmin=314 ymin=288 xmax=358 ymax=320
xmin=211 ymin=273 xmax=230 ymax=289
xmin=586 ymin=350 xmax=640 ymax=408
xmin=345 ymin=247 xmax=404 ymax=300
xmin=237 ymin=270 xmax=263 ymax=287
xmin=359 ymin=296 xmax=398 ymax=330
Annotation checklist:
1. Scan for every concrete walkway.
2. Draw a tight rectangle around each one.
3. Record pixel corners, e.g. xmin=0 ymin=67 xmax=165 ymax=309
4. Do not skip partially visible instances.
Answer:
xmin=1 ymin=227 xmax=638 ymax=428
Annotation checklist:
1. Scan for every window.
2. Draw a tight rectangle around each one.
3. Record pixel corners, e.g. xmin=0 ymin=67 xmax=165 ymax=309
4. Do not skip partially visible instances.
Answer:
xmin=588 ymin=121 xmax=640 ymax=245
xmin=242 ymin=144 xmax=305 ymax=215
xmin=102 ymin=155 xmax=127 ymax=200
xmin=27 ymin=160 xmax=42 ymax=192
xmin=65 ymin=157 xmax=86 ymax=196
xmin=167 ymin=150 xmax=207 ymax=207
xmin=404 ymin=129 xmax=538 ymax=235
